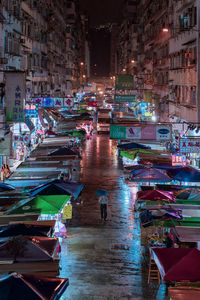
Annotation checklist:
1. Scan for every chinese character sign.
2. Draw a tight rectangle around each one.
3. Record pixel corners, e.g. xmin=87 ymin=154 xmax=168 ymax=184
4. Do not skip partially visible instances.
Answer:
xmin=25 ymin=104 xmax=38 ymax=118
xmin=5 ymin=72 xmax=25 ymax=122
xmin=13 ymin=135 xmax=30 ymax=144
xmin=180 ymin=138 xmax=200 ymax=153
xmin=110 ymin=124 xmax=171 ymax=140
xmin=172 ymin=155 xmax=186 ymax=166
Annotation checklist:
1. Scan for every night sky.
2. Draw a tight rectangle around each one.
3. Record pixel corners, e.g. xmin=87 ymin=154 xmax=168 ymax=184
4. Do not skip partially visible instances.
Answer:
xmin=80 ymin=0 xmax=123 ymax=26
xmin=80 ymin=0 xmax=123 ymax=77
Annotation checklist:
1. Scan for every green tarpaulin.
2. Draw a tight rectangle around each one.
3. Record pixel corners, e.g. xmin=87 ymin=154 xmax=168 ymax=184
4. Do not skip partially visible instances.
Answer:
xmin=120 ymin=149 xmax=158 ymax=160
xmin=147 ymin=199 xmax=200 ymax=206
xmin=6 ymin=195 xmax=70 ymax=215
xmin=153 ymin=217 xmax=200 ymax=228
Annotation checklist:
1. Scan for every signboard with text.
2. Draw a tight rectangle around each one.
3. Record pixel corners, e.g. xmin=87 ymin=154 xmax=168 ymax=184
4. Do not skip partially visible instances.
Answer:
xmin=25 ymin=104 xmax=38 ymax=118
xmin=172 ymin=155 xmax=187 ymax=166
xmin=31 ymin=97 xmax=74 ymax=107
xmin=110 ymin=124 xmax=171 ymax=141
xmin=114 ymin=94 xmax=136 ymax=103
xmin=6 ymin=72 xmax=25 ymax=122
xmin=180 ymin=138 xmax=200 ymax=153
xmin=115 ymin=75 xmax=134 ymax=90
xmin=14 ymin=135 xmax=30 ymax=144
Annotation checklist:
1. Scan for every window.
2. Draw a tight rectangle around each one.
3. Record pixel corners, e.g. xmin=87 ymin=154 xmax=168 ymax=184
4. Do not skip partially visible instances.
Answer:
xmin=191 ymin=86 xmax=196 ymax=105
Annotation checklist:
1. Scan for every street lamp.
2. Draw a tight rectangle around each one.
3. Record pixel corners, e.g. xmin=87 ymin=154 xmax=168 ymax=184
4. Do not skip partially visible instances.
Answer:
xmin=80 ymin=62 xmax=84 ymax=66
xmin=162 ymin=28 xmax=169 ymax=33
xmin=131 ymin=60 xmax=135 ymax=63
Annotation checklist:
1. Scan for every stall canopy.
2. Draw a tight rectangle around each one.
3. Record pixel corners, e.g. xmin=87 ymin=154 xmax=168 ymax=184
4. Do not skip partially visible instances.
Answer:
xmin=174 ymin=226 xmax=200 ymax=243
xmin=30 ymin=179 xmax=84 ymax=199
xmin=137 ymin=190 xmax=176 ymax=202
xmin=0 ymin=236 xmax=58 ymax=262
xmin=48 ymin=147 xmax=77 ymax=156
xmin=0 ymin=273 xmax=69 ymax=300
xmin=120 ymin=149 xmax=159 ymax=160
xmin=153 ymin=217 xmax=200 ymax=228
xmin=176 ymin=189 xmax=200 ymax=200
xmin=0 ymin=183 xmax=15 ymax=192
xmin=6 ymin=194 xmax=70 ymax=215
xmin=139 ymin=155 xmax=172 ymax=166
xmin=117 ymin=142 xmax=151 ymax=150
xmin=131 ymin=168 xmax=171 ymax=182
xmin=130 ymin=165 xmax=152 ymax=176
xmin=0 ymin=223 xmax=51 ymax=238
xmin=140 ymin=209 xmax=182 ymax=227
xmin=152 ymin=248 xmax=200 ymax=281
xmin=169 ymin=287 xmax=200 ymax=300
xmin=166 ymin=166 xmax=200 ymax=182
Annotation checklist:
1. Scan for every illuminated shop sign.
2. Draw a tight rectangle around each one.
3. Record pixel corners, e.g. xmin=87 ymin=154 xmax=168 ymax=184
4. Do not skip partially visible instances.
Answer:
xmin=180 ymin=138 xmax=200 ymax=153
xmin=172 ymin=155 xmax=186 ymax=166
xmin=31 ymin=97 xmax=74 ymax=107
xmin=25 ymin=104 xmax=38 ymax=117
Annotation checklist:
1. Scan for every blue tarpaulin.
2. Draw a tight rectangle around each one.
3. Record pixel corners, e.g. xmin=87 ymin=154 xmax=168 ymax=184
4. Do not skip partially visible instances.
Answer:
xmin=30 ymin=179 xmax=84 ymax=200
xmin=117 ymin=142 xmax=151 ymax=150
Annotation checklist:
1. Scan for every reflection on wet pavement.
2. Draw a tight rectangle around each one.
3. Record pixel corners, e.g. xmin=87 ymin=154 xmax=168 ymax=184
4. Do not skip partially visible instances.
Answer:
xmin=60 ymin=135 xmax=166 ymax=299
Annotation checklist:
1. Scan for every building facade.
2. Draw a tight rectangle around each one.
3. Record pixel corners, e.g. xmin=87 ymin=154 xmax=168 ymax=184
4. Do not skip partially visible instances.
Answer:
xmin=117 ymin=0 xmax=200 ymax=124
xmin=168 ymin=0 xmax=198 ymax=123
xmin=0 ymin=0 xmax=88 ymax=164
xmin=1 ymin=0 xmax=87 ymax=99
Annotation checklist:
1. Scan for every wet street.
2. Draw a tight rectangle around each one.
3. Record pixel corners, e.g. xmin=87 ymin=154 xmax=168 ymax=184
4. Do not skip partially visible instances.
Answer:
xmin=60 ymin=134 xmax=166 ymax=300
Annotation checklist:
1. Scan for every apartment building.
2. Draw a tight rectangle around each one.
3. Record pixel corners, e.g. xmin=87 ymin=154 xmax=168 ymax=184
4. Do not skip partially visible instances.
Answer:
xmin=0 ymin=0 xmax=87 ymax=98
xmin=116 ymin=0 xmax=139 ymax=75
xmin=168 ymin=0 xmax=199 ymax=123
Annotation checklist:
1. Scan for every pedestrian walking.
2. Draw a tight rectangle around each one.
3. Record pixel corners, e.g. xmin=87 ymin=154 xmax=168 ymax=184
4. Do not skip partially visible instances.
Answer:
xmin=99 ymin=195 xmax=108 ymax=221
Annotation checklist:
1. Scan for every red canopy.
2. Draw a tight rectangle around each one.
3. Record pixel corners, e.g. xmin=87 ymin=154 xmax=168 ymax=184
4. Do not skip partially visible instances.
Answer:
xmin=152 ymin=248 xmax=200 ymax=281
xmin=137 ymin=190 xmax=176 ymax=202
xmin=0 ymin=273 xmax=69 ymax=300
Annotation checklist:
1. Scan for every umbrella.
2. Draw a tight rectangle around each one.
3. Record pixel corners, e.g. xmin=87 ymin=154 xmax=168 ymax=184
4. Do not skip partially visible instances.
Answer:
xmin=0 ymin=273 xmax=69 ymax=300
xmin=152 ymin=248 xmax=200 ymax=282
xmin=131 ymin=168 xmax=171 ymax=182
xmin=118 ymin=142 xmax=151 ymax=150
xmin=95 ymin=189 xmax=109 ymax=196
xmin=0 ymin=183 xmax=15 ymax=192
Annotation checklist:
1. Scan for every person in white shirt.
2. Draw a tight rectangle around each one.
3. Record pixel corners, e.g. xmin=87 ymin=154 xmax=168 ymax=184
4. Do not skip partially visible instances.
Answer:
xmin=99 ymin=195 xmax=108 ymax=221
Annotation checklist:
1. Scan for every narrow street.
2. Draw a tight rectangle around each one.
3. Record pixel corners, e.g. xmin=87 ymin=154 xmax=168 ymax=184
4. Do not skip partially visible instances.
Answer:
xmin=60 ymin=135 xmax=166 ymax=300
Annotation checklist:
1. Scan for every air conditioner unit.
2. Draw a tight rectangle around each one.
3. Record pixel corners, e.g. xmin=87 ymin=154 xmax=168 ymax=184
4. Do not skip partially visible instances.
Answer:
xmin=20 ymin=38 xmax=25 ymax=44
